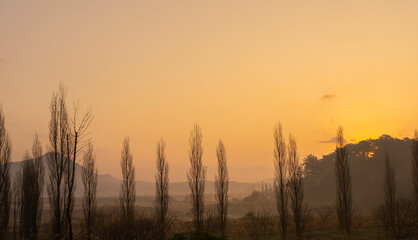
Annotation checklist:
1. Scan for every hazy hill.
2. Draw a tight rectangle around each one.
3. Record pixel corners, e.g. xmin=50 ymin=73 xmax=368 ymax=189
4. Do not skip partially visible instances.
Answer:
xmin=9 ymin=135 xmax=415 ymax=211
xmin=303 ymin=135 xmax=415 ymax=210
xmin=9 ymin=152 xmax=121 ymax=197
xmin=9 ymin=152 xmax=257 ymax=198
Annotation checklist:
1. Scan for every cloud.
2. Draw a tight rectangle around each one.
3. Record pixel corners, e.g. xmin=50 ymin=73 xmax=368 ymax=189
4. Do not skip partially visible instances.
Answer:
xmin=320 ymin=94 xmax=336 ymax=101
xmin=0 ymin=58 xmax=7 ymax=64
xmin=319 ymin=137 xmax=338 ymax=143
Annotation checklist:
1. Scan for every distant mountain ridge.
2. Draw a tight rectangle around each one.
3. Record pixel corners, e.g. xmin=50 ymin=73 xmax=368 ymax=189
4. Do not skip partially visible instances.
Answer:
xmin=9 ymin=134 xmax=415 ymax=209
xmin=9 ymin=152 xmax=121 ymax=197
xmin=9 ymin=152 xmax=259 ymax=197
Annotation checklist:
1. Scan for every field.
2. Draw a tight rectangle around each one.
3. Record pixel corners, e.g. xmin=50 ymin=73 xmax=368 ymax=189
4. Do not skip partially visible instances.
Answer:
xmin=22 ymin=193 xmax=415 ymax=240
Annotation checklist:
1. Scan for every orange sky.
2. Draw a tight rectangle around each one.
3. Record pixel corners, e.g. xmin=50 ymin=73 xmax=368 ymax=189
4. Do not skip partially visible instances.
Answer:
xmin=1 ymin=1 xmax=418 ymax=182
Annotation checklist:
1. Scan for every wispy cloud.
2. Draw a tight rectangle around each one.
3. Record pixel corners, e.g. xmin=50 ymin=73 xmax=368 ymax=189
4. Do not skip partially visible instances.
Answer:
xmin=319 ymin=137 xmax=337 ymax=143
xmin=320 ymin=94 xmax=336 ymax=101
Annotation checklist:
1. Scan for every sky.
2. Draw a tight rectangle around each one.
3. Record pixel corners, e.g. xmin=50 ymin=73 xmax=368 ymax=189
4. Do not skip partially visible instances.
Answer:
xmin=1 ymin=0 xmax=417 ymax=182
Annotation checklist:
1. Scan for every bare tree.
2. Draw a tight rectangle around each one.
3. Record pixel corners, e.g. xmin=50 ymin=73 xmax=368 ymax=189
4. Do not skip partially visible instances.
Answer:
xmin=273 ymin=122 xmax=288 ymax=240
xmin=65 ymin=101 xmax=93 ymax=240
xmin=314 ymin=205 xmax=334 ymax=229
xmin=12 ymin=171 xmax=22 ymax=240
xmin=203 ymin=206 xmax=218 ymax=234
xmin=12 ymin=167 xmax=23 ymax=240
xmin=377 ymin=152 xmax=416 ymax=239
xmin=391 ymin=200 xmax=415 ymax=239
xmin=120 ymin=137 xmax=136 ymax=227
xmin=46 ymin=84 xmax=93 ymax=240
xmin=382 ymin=152 xmax=397 ymax=238
xmin=32 ymin=133 xmax=45 ymax=239
xmin=0 ymin=105 xmax=12 ymax=239
xmin=82 ymin=141 xmax=97 ymax=240
xmin=215 ymin=140 xmax=229 ymax=237
xmin=384 ymin=152 xmax=396 ymax=233
xmin=300 ymin=205 xmax=313 ymax=238
xmin=334 ymin=126 xmax=353 ymax=240
xmin=187 ymin=124 xmax=206 ymax=232
xmin=47 ymin=85 xmax=69 ymax=240
xmin=155 ymin=138 xmax=170 ymax=240
xmin=412 ymin=131 xmax=418 ymax=216
xmin=14 ymin=180 xmax=21 ymax=240
xmin=244 ymin=209 xmax=275 ymax=240
xmin=287 ymin=134 xmax=306 ymax=239
xmin=19 ymin=134 xmax=44 ymax=240
xmin=64 ymin=132 xmax=75 ymax=240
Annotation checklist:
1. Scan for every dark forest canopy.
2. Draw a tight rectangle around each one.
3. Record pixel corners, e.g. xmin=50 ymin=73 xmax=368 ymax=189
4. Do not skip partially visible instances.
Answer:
xmin=303 ymin=135 xmax=414 ymax=211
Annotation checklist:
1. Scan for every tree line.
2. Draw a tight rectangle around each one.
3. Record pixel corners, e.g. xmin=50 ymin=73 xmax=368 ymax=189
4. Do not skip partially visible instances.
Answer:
xmin=0 ymin=85 xmax=418 ymax=239
xmin=0 ymin=84 xmax=96 ymax=240
xmin=0 ymin=85 xmax=230 ymax=240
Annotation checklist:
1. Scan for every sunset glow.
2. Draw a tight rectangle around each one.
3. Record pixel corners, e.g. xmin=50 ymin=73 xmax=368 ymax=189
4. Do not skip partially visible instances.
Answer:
xmin=1 ymin=0 xmax=417 ymax=182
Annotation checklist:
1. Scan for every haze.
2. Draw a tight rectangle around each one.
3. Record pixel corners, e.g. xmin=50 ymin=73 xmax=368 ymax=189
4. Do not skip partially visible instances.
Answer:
xmin=1 ymin=0 xmax=418 ymax=182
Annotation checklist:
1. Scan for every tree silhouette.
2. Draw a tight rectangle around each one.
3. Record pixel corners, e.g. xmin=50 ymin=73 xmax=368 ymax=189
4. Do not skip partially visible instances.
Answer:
xmin=82 ymin=141 xmax=97 ymax=240
xmin=19 ymin=134 xmax=44 ymax=240
xmin=287 ymin=134 xmax=307 ymax=239
xmin=155 ymin=138 xmax=170 ymax=240
xmin=377 ymin=151 xmax=415 ymax=239
xmin=215 ymin=140 xmax=229 ymax=237
xmin=303 ymin=135 xmax=416 ymax=209
xmin=187 ymin=124 xmax=206 ymax=232
xmin=334 ymin=126 xmax=353 ymax=240
xmin=47 ymin=85 xmax=70 ymax=240
xmin=120 ymin=137 xmax=136 ymax=227
xmin=12 ymin=173 xmax=21 ymax=240
xmin=46 ymin=84 xmax=93 ymax=240
xmin=412 ymin=131 xmax=418 ymax=216
xmin=383 ymin=152 xmax=396 ymax=237
xmin=65 ymin=100 xmax=93 ymax=240
xmin=0 ymin=105 xmax=11 ymax=239
xmin=273 ymin=122 xmax=288 ymax=240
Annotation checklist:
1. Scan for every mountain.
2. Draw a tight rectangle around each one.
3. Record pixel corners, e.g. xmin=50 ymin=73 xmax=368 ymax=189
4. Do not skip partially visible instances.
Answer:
xmin=9 ymin=134 xmax=414 ymax=210
xmin=9 ymin=152 xmax=121 ymax=197
xmin=303 ymin=135 xmax=415 ymax=210
xmin=9 ymin=152 xmax=257 ymax=197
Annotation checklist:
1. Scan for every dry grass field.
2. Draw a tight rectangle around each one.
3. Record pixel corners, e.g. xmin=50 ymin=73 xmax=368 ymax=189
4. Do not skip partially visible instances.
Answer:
xmin=16 ymin=194 xmax=415 ymax=240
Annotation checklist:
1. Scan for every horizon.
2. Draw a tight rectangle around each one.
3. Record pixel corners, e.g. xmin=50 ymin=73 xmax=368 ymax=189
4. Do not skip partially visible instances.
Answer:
xmin=7 ymin=133 xmax=414 ymax=184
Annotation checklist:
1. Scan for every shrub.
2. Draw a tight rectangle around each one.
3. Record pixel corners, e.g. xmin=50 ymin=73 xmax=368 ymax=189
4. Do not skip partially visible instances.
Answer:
xmin=243 ymin=210 xmax=275 ymax=240
xmin=169 ymin=231 xmax=226 ymax=240
xmin=95 ymin=208 xmax=158 ymax=240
